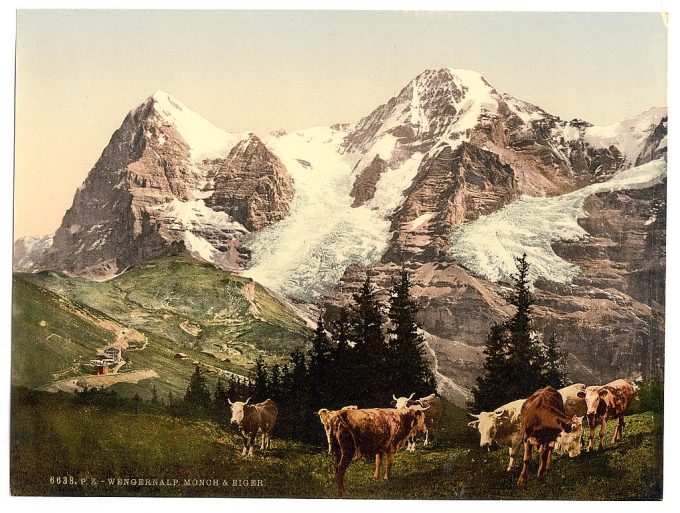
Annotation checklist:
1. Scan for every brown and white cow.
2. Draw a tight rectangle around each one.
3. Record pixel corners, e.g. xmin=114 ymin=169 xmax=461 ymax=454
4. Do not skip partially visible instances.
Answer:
xmin=468 ymin=398 xmax=525 ymax=471
xmin=229 ymin=397 xmax=278 ymax=457
xmin=314 ymin=405 xmax=358 ymax=454
xmin=328 ymin=406 xmax=427 ymax=497
xmin=392 ymin=392 xmax=443 ymax=450
xmin=577 ymin=379 xmax=634 ymax=452
xmin=517 ymin=387 xmax=581 ymax=487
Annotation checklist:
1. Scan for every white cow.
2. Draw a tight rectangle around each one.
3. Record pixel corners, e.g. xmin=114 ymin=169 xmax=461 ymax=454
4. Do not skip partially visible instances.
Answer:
xmin=468 ymin=398 xmax=525 ymax=471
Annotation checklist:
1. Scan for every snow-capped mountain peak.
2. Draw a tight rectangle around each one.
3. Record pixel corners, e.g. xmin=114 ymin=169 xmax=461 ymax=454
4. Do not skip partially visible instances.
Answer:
xmin=146 ymin=89 xmax=245 ymax=161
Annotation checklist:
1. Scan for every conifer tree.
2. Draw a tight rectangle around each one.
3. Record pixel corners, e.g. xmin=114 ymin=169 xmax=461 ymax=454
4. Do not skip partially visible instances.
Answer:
xmin=387 ymin=268 xmax=435 ymax=397
xmin=503 ymin=254 xmax=543 ymax=399
xmin=252 ymin=355 xmax=269 ymax=401
xmin=542 ymin=331 xmax=569 ymax=389
xmin=330 ymin=306 xmax=353 ymax=406
xmin=349 ymin=275 xmax=387 ymax=406
xmin=214 ymin=378 xmax=230 ymax=424
xmin=471 ymin=323 xmax=511 ymax=410
xmin=269 ymin=364 xmax=282 ymax=402
xmin=183 ymin=365 xmax=212 ymax=414
xmin=150 ymin=384 xmax=159 ymax=405
xmin=308 ymin=313 xmax=333 ymax=408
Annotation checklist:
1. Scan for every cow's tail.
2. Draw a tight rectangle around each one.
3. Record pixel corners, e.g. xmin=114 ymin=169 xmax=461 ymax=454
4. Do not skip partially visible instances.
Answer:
xmin=336 ymin=411 xmax=361 ymax=458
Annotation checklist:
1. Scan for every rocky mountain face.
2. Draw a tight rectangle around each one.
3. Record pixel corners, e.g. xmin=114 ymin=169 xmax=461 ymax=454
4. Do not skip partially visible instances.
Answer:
xmin=205 ymin=134 xmax=294 ymax=231
xmin=321 ymin=69 xmax=666 ymax=396
xmin=16 ymin=69 xmax=666 ymax=402
xmin=26 ymin=91 xmax=294 ymax=277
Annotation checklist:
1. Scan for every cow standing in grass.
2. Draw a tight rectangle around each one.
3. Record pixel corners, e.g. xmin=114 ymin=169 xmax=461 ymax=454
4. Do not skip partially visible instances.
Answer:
xmin=468 ymin=398 xmax=525 ymax=471
xmin=578 ymin=379 xmax=634 ymax=452
xmin=228 ymin=397 xmax=278 ymax=457
xmin=517 ymin=387 xmax=581 ymax=487
xmin=328 ymin=406 xmax=427 ymax=497
xmin=393 ymin=393 xmax=443 ymax=451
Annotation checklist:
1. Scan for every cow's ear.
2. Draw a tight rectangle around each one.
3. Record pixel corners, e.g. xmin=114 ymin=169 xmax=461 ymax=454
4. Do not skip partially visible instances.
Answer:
xmin=467 ymin=420 xmax=480 ymax=429
xmin=598 ymin=389 xmax=608 ymax=398
xmin=577 ymin=391 xmax=586 ymax=399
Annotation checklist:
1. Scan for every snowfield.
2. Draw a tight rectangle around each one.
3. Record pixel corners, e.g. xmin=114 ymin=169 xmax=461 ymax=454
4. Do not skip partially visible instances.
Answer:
xmin=449 ymin=159 xmax=667 ymax=285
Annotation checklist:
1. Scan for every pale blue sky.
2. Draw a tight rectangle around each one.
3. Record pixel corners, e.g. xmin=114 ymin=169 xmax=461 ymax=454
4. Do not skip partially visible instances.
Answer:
xmin=15 ymin=10 xmax=667 ymax=238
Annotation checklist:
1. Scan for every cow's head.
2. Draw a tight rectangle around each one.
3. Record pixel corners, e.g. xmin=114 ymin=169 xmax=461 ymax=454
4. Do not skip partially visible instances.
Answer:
xmin=228 ymin=397 xmax=251 ymax=426
xmin=467 ymin=410 xmax=509 ymax=448
xmin=392 ymin=393 xmax=415 ymax=409
xmin=408 ymin=405 xmax=428 ymax=436
xmin=577 ymin=386 xmax=608 ymax=419
xmin=555 ymin=416 xmax=584 ymax=458
xmin=314 ymin=408 xmax=331 ymax=424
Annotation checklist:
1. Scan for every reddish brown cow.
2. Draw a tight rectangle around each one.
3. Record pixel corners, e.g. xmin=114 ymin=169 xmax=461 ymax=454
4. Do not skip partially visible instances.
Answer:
xmin=577 ymin=379 xmax=634 ymax=452
xmin=517 ymin=387 xmax=580 ymax=487
xmin=329 ymin=407 xmax=427 ymax=497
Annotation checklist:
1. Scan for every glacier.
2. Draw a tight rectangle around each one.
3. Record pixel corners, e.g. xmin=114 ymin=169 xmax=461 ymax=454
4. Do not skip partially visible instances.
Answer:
xmin=241 ymin=127 xmax=395 ymax=302
xmin=449 ymin=159 xmax=667 ymax=285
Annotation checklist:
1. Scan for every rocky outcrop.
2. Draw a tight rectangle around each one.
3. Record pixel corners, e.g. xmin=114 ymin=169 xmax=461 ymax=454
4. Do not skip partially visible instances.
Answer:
xmin=13 ymin=235 xmax=53 ymax=272
xmin=205 ymin=134 xmax=294 ymax=231
xmin=350 ymin=156 xmax=387 ymax=207
xmin=385 ymin=143 xmax=516 ymax=262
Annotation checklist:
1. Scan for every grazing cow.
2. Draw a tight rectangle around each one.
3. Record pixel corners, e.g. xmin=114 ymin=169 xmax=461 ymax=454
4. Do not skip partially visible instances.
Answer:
xmin=577 ymin=379 xmax=634 ymax=452
xmin=553 ymin=383 xmax=587 ymax=458
xmin=314 ymin=405 xmax=358 ymax=454
xmin=468 ymin=399 xmax=525 ymax=471
xmin=517 ymin=387 xmax=580 ymax=487
xmin=228 ymin=397 xmax=278 ymax=457
xmin=392 ymin=392 xmax=443 ymax=450
xmin=328 ymin=406 xmax=427 ymax=497
xmin=554 ymin=417 xmax=584 ymax=458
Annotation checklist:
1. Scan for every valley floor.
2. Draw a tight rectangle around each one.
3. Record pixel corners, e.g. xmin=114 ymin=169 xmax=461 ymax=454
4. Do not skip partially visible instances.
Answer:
xmin=10 ymin=389 xmax=662 ymax=500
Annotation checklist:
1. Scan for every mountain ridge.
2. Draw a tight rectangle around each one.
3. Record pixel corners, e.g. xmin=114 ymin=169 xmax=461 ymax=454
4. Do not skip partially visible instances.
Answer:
xmin=14 ymin=67 xmax=667 ymax=402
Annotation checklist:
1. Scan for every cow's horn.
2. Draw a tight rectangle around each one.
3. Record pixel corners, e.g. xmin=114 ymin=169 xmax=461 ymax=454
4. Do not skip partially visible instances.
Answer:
xmin=228 ymin=398 xmax=233 ymax=406
xmin=392 ymin=394 xmax=398 ymax=401
xmin=244 ymin=397 xmax=251 ymax=404
xmin=468 ymin=412 xmax=480 ymax=419
xmin=408 ymin=392 xmax=415 ymax=400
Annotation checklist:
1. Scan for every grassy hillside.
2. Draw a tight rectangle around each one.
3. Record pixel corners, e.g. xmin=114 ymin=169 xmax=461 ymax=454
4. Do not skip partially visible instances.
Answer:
xmin=10 ymin=389 xmax=662 ymax=499
xmin=12 ymin=254 xmax=311 ymax=398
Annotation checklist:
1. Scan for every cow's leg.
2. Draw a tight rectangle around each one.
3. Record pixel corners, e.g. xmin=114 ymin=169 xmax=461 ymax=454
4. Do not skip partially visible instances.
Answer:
xmin=248 ymin=433 xmax=257 ymax=457
xmin=545 ymin=446 xmax=553 ymax=470
xmin=424 ymin=429 xmax=430 ymax=447
xmin=537 ymin=445 xmax=551 ymax=479
xmin=598 ymin=419 xmax=606 ymax=450
xmin=384 ymin=452 xmax=394 ymax=480
xmin=612 ymin=417 xmax=624 ymax=444
xmin=373 ymin=454 xmax=382 ymax=480
xmin=241 ymin=433 xmax=249 ymax=456
xmin=335 ymin=442 xmax=355 ymax=497
xmin=508 ymin=444 xmax=519 ymax=472
xmin=517 ymin=439 xmax=532 ymax=487
xmin=586 ymin=420 xmax=595 ymax=452
xmin=409 ymin=436 xmax=416 ymax=452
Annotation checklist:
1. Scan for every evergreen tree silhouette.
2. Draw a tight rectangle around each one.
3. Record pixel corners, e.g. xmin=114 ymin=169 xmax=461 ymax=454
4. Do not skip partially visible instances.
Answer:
xmin=542 ymin=331 xmax=569 ymax=388
xmin=183 ymin=365 xmax=212 ymax=414
xmin=387 ymin=267 xmax=435 ymax=398
xmin=471 ymin=323 xmax=511 ymax=410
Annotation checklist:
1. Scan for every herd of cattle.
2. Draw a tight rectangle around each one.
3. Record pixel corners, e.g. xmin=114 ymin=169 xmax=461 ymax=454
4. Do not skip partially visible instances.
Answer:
xmin=227 ymin=379 xmax=635 ymax=496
